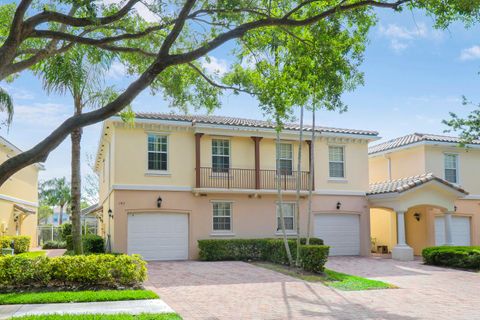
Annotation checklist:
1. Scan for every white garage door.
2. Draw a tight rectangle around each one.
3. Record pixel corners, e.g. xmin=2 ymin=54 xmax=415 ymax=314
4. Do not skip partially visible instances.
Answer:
xmin=435 ymin=216 xmax=471 ymax=246
xmin=127 ymin=212 xmax=188 ymax=261
xmin=314 ymin=213 xmax=360 ymax=256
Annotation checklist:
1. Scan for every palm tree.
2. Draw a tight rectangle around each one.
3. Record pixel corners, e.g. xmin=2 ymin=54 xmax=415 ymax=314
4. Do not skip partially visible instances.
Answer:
xmin=294 ymin=105 xmax=304 ymax=266
xmin=37 ymin=48 xmax=113 ymax=254
xmin=40 ymin=178 xmax=71 ymax=225
xmin=0 ymin=87 xmax=13 ymax=126
xmin=276 ymin=123 xmax=294 ymax=267
xmin=306 ymin=105 xmax=315 ymax=245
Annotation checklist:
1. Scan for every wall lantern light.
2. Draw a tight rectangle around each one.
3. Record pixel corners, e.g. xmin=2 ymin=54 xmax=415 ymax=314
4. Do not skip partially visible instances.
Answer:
xmin=414 ymin=212 xmax=421 ymax=221
xmin=108 ymin=209 xmax=114 ymax=219
xmin=157 ymin=196 xmax=163 ymax=208
xmin=336 ymin=202 xmax=341 ymax=210
xmin=454 ymin=206 xmax=457 ymax=212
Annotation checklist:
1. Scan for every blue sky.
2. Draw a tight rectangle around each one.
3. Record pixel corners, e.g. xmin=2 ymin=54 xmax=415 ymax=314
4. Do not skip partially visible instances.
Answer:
xmin=1 ymin=7 xmax=480 ymax=183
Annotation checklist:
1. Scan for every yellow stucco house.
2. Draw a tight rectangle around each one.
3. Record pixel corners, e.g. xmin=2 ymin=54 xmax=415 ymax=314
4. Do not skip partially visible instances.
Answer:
xmin=369 ymin=133 xmax=480 ymax=260
xmin=0 ymin=136 xmax=42 ymax=247
xmin=95 ymin=113 xmax=379 ymax=260
xmin=94 ymin=115 xmax=479 ymax=261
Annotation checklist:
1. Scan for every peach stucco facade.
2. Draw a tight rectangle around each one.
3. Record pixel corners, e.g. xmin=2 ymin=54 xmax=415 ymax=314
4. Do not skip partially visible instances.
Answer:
xmin=108 ymin=190 xmax=371 ymax=259
xmin=0 ymin=138 xmax=41 ymax=247
xmin=369 ymin=139 xmax=480 ymax=257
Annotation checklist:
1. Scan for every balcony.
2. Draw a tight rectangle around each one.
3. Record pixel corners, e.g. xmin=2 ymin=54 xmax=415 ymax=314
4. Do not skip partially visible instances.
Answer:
xmin=199 ymin=167 xmax=310 ymax=190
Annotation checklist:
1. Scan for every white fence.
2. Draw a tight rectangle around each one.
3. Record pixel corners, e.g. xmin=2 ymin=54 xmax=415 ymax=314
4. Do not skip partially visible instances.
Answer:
xmin=37 ymin=223 xmax=98 ymax=246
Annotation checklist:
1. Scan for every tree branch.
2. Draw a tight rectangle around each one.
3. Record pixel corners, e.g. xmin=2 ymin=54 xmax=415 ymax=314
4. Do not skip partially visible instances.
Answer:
xmin=159 ymin=0 xmax=197 ymax=55
xmin=24 ymin=0 xmax=140 ymax=28
xmin=188 ymin=63 xmax=256 ymax=94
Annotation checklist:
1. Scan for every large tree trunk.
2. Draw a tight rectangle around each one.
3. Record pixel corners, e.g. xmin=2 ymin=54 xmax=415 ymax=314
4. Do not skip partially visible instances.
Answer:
xmin=276 ymin=128 xmax=294 ymax=267
xmin=70 ymin=96 xmax=83 ymax=255
xmin=295 ymin=105 xmax=304 ymax=266
xmin=306 ymin=106 xmax=315 ymax=245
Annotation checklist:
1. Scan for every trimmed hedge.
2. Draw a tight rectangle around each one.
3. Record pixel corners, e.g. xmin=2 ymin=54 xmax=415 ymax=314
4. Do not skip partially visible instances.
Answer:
xmin=0 ymin=236 xmax=31 ymax=254
xmin=198 ymin=238 xmax=324 ymax=263
xmin=198 ymin=238 xmax=329 ymax=273
xmin=0 ymin=254 xmax=147 ymax=291
xmin=42 ymin=241 xmax=67 ymax=250
xmin=300 ymin=245 xmax=329 ymax=273
xmin=66 ymin=235 xmax=105 ymax=253
xmin=422 ymin=246 xmax=480 ymax=270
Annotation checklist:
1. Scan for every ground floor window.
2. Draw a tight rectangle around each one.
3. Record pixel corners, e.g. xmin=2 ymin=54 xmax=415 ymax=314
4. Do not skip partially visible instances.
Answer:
xmin=276 ymin=202 xmax=295 ymax=231
xmin=212 ymin=202 xmax=232 ymax=231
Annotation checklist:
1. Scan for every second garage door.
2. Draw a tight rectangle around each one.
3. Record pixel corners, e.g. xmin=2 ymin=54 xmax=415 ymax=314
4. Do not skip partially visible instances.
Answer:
xmin=314 ymin=213 xmax=360 ymax=256
xmin=127 ymin=212 xmax=188 ymax=261
xmin=435 ymin=216 xmax=471 ymax=246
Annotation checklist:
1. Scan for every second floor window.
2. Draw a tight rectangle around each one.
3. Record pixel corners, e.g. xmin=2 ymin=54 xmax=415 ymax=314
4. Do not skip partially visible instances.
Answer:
xmin=278 ymin=143 xmax=293 ymax=175
xmin=276 ymin=202 xmax=295 ymax=231
xmin=444 ymin=153 xmax=458 ymax=183
xmin=212 ymin=139 xmax=230 ymax=173
xmin=148 ymin=134 xmax=168 ymax=171
xmin=329 ymin=146 xmax=345 ymax=178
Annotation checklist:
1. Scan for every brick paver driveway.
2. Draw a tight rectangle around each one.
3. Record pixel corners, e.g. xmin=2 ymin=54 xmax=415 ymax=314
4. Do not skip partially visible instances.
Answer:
xmin=146 ymin=256 xmax=480 ymax=320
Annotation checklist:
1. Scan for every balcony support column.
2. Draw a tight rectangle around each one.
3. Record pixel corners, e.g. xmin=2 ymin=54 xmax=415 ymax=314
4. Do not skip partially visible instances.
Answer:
xmin=195 ymin=133 xmax=204 ymax=188
xmin=251 ymin=137 xmax=263 ymax=189
xmin=306 ymin=140 xmax=314 ymax=190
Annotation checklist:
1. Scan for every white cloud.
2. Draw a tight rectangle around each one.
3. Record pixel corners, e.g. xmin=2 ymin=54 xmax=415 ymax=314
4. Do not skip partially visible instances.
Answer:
xmin=102 ymin=0 xmax=160 ymax=22
xmin=200 ymin=56 xmax=229 ymax=76
xmin=13 ymin=103 xmax=70 ymax=127
xmin=378 ymin=23 xmax=432 ymax=53
xmin=106 ymin=61 xmax=127 ymax=80
xmin=459 ymin=45 xmax=480 ymax=61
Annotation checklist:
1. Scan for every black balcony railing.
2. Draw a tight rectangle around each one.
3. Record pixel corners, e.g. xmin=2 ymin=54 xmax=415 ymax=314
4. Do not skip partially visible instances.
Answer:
xmin=199 ymin=167 xmax=309 ymax=190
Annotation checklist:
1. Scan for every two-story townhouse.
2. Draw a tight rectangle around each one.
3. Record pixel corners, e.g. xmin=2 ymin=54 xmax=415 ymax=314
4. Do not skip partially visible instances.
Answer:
xmin=368 ymin=133 xmax=480 ymax=260
xmin=95 ymin=113 xmax=379 ymax=260
xmin=0 ymin=136 xmax=43 ymax=247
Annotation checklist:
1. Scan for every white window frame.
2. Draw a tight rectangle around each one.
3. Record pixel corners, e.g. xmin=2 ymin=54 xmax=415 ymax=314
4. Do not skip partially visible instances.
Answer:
xmin=277 ymin=143 xmax=293 ymax=175
xmin=328 ymin=145 xmax=346 ymax=179
xmin=211 ymin=201 xmax=233 ymax=233
xmin=275 ymin=202 xmax=296 ymax=234
xmin=211 ymin=139 xmax=231 ymax=173
xmin=147 ymin=133 xmax=169 ymax=173
xmin=444 ymin=153 xmax=459 ymax=184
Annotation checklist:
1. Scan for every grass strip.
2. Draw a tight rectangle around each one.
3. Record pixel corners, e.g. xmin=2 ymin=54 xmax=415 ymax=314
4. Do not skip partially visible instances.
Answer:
xmin=253 ymin=262 xmax=395 ymax=291
xmin=0 ymin=290 xmax=159 ymax=305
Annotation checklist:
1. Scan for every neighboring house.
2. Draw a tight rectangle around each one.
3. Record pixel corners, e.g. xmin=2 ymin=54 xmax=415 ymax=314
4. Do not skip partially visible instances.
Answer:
xmin=95 ymin=113 xmax=379 ymax=260
xmin=81 ymin=203 xmax=100 ymax=233
xmin=42 ymin=207 xmax=70 ymax=226
xmin=0 ymin=136 xmax=43 ymax=247
xmin=368 ymin=133 xmax=480 ymax=260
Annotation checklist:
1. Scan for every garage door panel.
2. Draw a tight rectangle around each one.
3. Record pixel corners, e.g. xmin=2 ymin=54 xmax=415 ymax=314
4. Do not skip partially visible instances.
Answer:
xmin=128 ymin=212 xmax=188 ymax=261
xmin=435 ymin=216 xmax=471 ymax=246
xmin=314 ymin=213 xmax=360 ymax=256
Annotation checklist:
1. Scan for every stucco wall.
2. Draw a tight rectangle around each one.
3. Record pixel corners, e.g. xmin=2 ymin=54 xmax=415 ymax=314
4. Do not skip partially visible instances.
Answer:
xmin=369 ymin=146 xmax=426 ymax=183
xmin=111 ymin=190 xmax=371 ymax=259
xmin=370 ymin=208 xmax=397 ymax=252
xmin=0 ymin=147 xmax=39 ymax=246
xmin=425 ymin=145 xmax=480 ymax=195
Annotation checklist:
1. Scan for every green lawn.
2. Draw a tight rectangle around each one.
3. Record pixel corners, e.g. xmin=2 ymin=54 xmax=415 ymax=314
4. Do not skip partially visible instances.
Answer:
xmin=0 ymin=290 xmax=159 ymax=305
xmin=253 ymin=262 xmax=395 ymax=291
xmin=12 ymin=313 xmax=181 ymax=320
xmin=14 ymin=251 xmax=47 ymax=258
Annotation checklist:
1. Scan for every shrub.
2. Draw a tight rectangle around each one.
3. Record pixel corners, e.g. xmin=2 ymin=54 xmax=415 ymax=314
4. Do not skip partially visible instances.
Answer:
xmin=42 ymin=241 xmax=67 ymax=250
xmin=300 ymin=245 xmax=329 ymax=273
xmin=83 ymin=235 xmax=105 ymax=253
xmin=0 ymin=236 xmax=31 ymax=254
xmin=422 ymin=246 xmax=480 ymax=270
xmin=59 ymin=223 xmax=72 ymax=241
xmin=65 ymin=235 xmax=105 ymax=254
xmin=198 ymin=238 xmax=329 ymax=273
xmin=0 ymin=254 xmax=147 ymax=291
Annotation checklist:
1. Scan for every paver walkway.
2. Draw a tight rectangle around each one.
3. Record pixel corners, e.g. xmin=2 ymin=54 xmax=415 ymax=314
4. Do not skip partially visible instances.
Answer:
xmin=147 ymin=257 xmax=480 ymax=320
xmin=0 ymin=299 xmax=173 ymax=319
